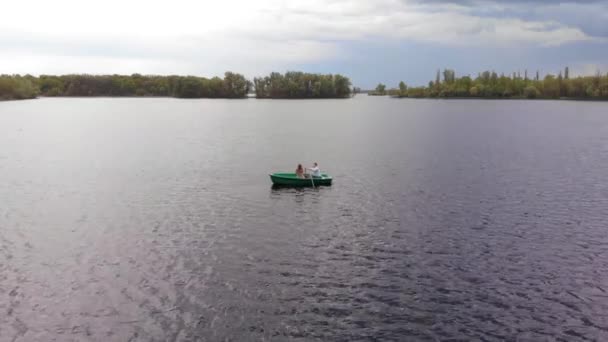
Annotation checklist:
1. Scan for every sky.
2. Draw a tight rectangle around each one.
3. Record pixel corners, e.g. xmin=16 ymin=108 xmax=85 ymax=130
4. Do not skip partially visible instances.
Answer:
xmin=1 ymin=0 xmax=607 ymax=88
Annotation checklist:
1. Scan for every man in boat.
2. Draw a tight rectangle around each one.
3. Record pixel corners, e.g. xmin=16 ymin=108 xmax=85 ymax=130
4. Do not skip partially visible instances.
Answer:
xmin=306 ymin=162 xmax=321 ymax=178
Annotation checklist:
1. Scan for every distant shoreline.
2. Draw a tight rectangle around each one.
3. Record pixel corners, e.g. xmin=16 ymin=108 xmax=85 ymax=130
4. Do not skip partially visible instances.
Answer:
xmin=0 ymin=97 xmax=37 ymax=102
xmin=388 ymin=96 xmax=608 ymax=102
xmin=2 ymin=95 xmax=354 ymax=101
xmin=0 ymin=72 xmax=353 ymax=101
xmin=3 ymin=96 xmax=607 ymax=103
xmin=2 ymin=68 xmax=607 ymax=102
xmin=366 ymin=67 xmax=608 ymax=101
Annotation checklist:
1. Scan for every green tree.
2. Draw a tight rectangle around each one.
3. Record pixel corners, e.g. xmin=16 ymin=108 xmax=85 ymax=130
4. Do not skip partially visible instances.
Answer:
xmin=223 ymin=72 xmax=250 ymax=98
xmin=407 ymin=87 xmax=426 ymax=98
xmin=368 ymin=83 xmax=387 ymax=96
xmin=253 ymin=72 xmax=351 ymax=98
xmin=469 ymin=86 xmax=479 ymax=97
xmin=443 ymin=69 xmax=455 ymax=83
xmin=543 ymin=75 xmax=560 ymax=98
xmin=334 ymin=74 xmax=352 ymax=98
xmin=524 ymin=86 xmax=540 ymax=99
xmin=398 ymin=81 xmax=407 ymax=96
xmin=0 ymin=75 xmax=38 ymax=100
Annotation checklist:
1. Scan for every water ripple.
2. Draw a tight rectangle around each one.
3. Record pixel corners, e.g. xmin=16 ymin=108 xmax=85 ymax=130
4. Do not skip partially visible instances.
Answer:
xmin=1 ymin=98 xmax=608 ymax=341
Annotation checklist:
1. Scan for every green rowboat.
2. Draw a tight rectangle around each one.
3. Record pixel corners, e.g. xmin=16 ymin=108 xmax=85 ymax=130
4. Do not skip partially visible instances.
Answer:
xmin=269 ymin=173 xmax=332 ymax=187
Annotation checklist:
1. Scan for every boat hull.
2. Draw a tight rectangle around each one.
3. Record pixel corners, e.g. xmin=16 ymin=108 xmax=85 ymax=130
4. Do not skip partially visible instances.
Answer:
xmin=269 ymin=173 xmax=332 ymax=187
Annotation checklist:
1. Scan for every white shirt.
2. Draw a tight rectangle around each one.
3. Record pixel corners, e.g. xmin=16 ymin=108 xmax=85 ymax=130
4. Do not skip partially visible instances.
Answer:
xmin=309 ymin=166 xmax=321 ymax=177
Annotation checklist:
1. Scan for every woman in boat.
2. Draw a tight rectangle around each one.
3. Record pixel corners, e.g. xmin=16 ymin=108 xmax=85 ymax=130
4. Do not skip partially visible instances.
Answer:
xmin=295 ymin=164 xmax=305 ymax=178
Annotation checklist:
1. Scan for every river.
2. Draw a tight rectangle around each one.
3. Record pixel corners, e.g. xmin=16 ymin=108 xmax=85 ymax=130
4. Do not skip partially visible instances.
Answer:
xmin=1 ymin=97 xmax=607 ymax=341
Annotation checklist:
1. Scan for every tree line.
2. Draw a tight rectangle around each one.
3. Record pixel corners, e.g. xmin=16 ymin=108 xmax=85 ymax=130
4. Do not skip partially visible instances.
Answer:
xmin=1 ymin=72 xmax=353 ymax=101
xmin=253 ymin=72 xmax=351 ymax=98
xmin=6 ymin=68 xmax=607 ymax=101
xmin=0 ymin=73 xmax=251 ymax=100
xmin=381 ymin=67 xmax=608 ymax=100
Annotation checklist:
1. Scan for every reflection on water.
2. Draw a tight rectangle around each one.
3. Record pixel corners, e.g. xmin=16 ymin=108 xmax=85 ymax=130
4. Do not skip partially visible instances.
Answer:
xmin=1 ymin=97 xmax=608 ymax=341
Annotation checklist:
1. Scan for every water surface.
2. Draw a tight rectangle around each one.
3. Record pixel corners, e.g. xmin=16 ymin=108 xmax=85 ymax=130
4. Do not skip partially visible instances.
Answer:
xmin=1 ymin=97 xmax=608 ymax=341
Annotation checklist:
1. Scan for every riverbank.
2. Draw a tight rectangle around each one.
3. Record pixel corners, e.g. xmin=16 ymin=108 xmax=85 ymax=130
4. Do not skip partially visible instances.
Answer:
xmin=389 ymin=95 xmax=608 ymax=101
xmin=2 ymin=95 xmax=607 ymax=103
xmin=0 ymin=97 xmax=36 ymax=102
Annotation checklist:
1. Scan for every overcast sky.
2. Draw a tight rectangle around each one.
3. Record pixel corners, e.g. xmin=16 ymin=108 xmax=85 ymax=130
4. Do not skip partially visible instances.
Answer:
xmin=1 ymin=0 xmax=607 ymax=87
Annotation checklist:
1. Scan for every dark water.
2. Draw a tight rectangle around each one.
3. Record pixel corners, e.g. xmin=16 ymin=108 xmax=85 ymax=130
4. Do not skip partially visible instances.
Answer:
xmin=1 ymin=97 xmax=608 ymax=341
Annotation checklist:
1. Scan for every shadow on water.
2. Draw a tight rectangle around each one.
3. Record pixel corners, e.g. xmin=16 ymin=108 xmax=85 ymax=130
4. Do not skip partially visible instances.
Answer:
xmin=270 ymin=184 xmax=330 ymax=191
xmin=269 ymin=185 xmax=332 ymax=205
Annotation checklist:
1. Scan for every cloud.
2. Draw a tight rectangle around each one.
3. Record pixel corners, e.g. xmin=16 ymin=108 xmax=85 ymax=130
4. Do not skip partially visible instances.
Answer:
xmin=221 ymin=0 xmax=596 ymax=46
xmin=0 ymin=0 xmax=605 ymax=77
xmin=415 ymin=0 xmax=608 ymax=38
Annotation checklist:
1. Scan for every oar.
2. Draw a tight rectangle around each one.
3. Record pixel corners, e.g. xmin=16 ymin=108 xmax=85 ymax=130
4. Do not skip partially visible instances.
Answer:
xmin=309 ymin=168 xmax=315 ymax=188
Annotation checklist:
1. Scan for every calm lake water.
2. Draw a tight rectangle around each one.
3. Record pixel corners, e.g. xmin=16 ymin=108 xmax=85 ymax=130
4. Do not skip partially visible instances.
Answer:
xmin=1 ymin=97 xmax=608 ymax=341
